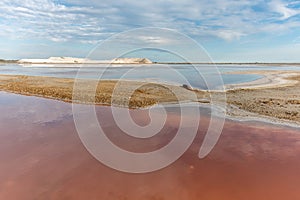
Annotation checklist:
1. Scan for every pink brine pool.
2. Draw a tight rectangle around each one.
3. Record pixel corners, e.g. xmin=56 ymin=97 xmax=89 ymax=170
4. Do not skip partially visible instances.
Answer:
xmin=0 ymin=92 xmax=300 ymax=200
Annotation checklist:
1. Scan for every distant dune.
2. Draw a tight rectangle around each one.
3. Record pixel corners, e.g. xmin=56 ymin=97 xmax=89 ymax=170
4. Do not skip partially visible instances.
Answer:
xmin=17 ymin=57 xmax=153 ymax=64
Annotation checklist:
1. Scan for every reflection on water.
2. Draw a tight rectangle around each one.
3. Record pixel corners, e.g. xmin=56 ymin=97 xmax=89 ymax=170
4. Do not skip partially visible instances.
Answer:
xmin=0 ymin=92 xmax=300 ymax=199
xmin=4 ymin=63 xmax=300 ymax=89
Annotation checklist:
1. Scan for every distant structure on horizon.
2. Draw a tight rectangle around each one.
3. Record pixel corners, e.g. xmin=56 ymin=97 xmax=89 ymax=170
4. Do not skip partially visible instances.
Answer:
xmin=111 ymin=58 xmax=152 ymax=64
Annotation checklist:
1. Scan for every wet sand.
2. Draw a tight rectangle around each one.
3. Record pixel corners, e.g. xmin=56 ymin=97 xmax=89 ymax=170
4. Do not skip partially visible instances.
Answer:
xmin=225 ymin=70 xmax=299 ymax=90
xmin=225 ymin=71 xmax=300 ymax=124
xmin=0 ymin=71 xmax=299 ymax=124
xmin=0 ymin=75 xmax=206 ymax=108
xmin=0 ymin=92 xmax=300 ymax=199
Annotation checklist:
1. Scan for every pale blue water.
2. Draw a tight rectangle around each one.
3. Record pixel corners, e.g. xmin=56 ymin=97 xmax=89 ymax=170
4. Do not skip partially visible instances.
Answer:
xmin=0 ymin=63 xmax=299 ymax=90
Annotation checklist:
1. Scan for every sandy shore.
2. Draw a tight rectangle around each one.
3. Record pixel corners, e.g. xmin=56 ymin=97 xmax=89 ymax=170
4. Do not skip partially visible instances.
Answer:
xmin=225 ymin=70 xmax=299 ymax=90
xmin=224 ymin=70 xmax=300 ymax=124
xmin=0 ymin=75 xmax=207 ymax=108
xmin=0 ymin=71 xmax=299 ymax=124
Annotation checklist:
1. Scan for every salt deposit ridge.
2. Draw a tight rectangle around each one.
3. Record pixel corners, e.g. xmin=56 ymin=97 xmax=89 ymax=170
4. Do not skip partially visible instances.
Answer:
xmin=18 ymin=57 xmax=152 ymax=64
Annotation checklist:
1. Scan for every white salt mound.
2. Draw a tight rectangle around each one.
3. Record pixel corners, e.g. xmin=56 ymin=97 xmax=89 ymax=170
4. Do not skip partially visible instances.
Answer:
xmin=18 ymin=57 xmax=152 ymax=64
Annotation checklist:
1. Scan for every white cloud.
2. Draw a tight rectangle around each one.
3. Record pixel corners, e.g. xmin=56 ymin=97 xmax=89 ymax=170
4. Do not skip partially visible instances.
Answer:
xmin=214 ymin=30 xmax=246 ymax=41
xmin=270 ymin=0 xmax=300 ymax=20
xmin=0 ymin=0 xmax=114 ymax=42
xmin=0 ymin=0 xmax=299 ymax=44
xmin=136 ymin=36 xmax=169 ymax=44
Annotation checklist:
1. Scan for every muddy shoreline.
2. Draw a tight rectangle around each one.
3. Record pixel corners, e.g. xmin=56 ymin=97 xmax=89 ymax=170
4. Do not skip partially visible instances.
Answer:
xmin=0 ymin=71 xmax=299 ymax=125
xmin=224 ymin=71 xmax=300 ymax=124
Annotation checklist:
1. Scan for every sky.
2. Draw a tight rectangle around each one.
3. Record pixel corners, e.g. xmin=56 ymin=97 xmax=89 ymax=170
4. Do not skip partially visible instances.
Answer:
xmin=0 ymin=0 xmax=300 ymax=62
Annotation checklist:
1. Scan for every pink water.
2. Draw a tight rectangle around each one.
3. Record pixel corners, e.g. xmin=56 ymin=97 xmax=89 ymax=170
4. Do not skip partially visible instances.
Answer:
xmin=0 ymin=92 xmax=300 ymax=200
